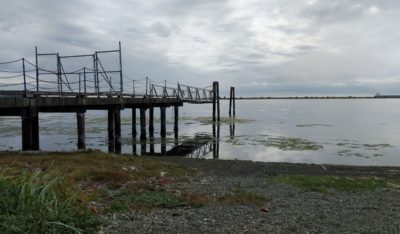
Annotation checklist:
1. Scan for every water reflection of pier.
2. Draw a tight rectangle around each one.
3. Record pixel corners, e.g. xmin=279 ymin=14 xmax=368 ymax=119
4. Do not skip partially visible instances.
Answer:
xmin=134 ymin=119 xmax=235 ymax=159
xmin=135 ymin=133 xmax=214 ymax=158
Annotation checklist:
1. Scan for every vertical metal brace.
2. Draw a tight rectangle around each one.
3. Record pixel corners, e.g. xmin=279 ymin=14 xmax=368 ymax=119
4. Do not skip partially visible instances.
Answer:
xmin=119 ymin=41 xmax=123 ymax=94
xmin=83 ymin=67 xmax=87 ymax=93
xmin=35 ymin=46 xmax=39 ymax=92
xmin=79 ymin=73 xmax=81 ymax=93
xmin=22 ymin=58 xmax=26 ymax=93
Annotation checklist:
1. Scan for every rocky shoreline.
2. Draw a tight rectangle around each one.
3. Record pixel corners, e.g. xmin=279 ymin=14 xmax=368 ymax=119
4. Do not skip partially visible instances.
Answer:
xmin=104 ymin=158 xmax=400 ymax=233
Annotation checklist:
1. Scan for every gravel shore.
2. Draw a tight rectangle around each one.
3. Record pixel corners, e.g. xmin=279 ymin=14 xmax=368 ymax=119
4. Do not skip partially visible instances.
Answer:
xmin=105 ymin=158 xmax=400 ymax=233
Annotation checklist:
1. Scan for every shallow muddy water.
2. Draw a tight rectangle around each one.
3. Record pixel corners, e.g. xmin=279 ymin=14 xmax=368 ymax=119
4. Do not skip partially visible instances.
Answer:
xmin=1 ymin=99 xmax=400 ymax=166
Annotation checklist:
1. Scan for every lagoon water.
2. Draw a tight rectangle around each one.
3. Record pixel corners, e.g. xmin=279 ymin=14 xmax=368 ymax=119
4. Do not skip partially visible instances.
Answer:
xmin=1 ymin=99 xmax=400 ymax=166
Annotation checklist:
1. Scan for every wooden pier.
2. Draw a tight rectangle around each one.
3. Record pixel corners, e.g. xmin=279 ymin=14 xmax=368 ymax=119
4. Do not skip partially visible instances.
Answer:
xmin=0 ymin=44 xmax=222 ymax=154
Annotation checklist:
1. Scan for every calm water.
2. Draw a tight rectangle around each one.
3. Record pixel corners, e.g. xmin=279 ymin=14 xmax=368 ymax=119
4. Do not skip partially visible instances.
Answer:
xmin=1 ymin=99 xmax=400 ymax=166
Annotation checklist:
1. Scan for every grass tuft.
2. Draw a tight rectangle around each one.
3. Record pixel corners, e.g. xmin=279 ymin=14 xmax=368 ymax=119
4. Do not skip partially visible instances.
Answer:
xmin=0 ymin=172 xmax=99 ymax=233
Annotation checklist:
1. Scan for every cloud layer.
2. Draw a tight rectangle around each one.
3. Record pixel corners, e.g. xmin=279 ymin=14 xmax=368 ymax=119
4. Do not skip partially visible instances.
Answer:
xmin=1 ymin=0 xmax=399 ymax=95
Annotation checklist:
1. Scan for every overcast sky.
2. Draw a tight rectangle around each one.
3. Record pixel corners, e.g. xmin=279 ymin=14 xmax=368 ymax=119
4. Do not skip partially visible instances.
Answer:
xmin=1 ymin=0 xmax=400 ymax=96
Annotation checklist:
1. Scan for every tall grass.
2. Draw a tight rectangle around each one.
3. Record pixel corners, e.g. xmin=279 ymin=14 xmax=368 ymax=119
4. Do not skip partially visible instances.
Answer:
xmin=0 ymin=171 xmax=99 ymax=233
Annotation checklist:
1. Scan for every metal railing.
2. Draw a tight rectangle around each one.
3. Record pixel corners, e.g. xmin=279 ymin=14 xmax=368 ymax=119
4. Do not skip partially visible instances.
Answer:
xmin=0 ymin=46 xmax=214 ymax=103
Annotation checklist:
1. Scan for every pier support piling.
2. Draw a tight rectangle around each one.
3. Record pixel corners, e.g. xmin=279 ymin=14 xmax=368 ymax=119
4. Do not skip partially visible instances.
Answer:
xmin=21 ymin=108 xmax=39 ymax=151
xmin=160 ymin=107 xmax=166 ymax=137
xmin=77 ymin=110 xmax=86 ymax=150
xmin=132 ymin=108 xmax=137 ymax=137
xmin=212 ymin=81 xmax=220 ymax=123
xmin=140 ymin=108 xmax=147 ymax=140
xmin=229 ymin=86 xmax=235 ymax=118
xmin=149 ymin=106 xmax=154 ymax=137
xmin=174 ymin=106 xmax=179 ymax=133
xmin=114 ymin=107 xmax=121 ymax=154
xmin=107 ymin=108 xmax=115 ymax=153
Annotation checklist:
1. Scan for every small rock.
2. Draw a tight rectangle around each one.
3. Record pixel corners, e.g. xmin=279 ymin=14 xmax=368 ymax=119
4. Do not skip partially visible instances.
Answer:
xmin=260 ymin=207 xmax=269 ymax=212
xmin=158 ymin=177 xmax=171 ymax=186
xmin=129 ymin=166 xmax=137 ymax=171
xmin=160 ymin=171 xmax=167 ymax=177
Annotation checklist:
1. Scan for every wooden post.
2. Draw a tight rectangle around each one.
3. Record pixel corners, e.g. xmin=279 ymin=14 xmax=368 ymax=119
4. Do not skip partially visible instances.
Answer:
xmin=132 ymin=108 xmax=137 ymax=137
xmin=229 ymin=87 xmax=233 ymax=117
xmin=140 ymin=108 xmax=146 ymax=140
xmin=149 ymin=106 xmax=154 ymax=137
xmin=212 ymin=81 xmax=217 ymax=123
xmin=217 ymin=82 xmax=220 ymax=122
xmin=174 ymin=106 xmax=179 ymax=133
xmin=77 ymin=110 xmax=86 ymax=150
xmin=232 ymin=87 xmax=235 ymax=118
xmin=107 ymin=108 xmax=115 ymax=153
xmin=160 ymin=107 xmax=166 ymax=137
xmin=114 ymin=107 xmax=121 ymax=154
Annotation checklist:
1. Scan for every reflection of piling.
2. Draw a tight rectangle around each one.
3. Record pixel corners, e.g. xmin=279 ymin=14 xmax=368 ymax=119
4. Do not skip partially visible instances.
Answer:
xmin=132 ymin=137 xmax=137 ymax=155
xmin=161 ymin=137 xmax=167 ymax=155
xmin=229 ymin=86 xmax=235 ymax=118
xmin=141 ymin=140 xmax=146 ymax=155
xmin=212 ymin=123 xmax=220 ymax=159
xmin=174 ymin=131 xmax=179 ymax=147
xmin=140 ymin=108 xmax=146 ymax=140
xmin=76 ymin=110 xmax=85 ymax=150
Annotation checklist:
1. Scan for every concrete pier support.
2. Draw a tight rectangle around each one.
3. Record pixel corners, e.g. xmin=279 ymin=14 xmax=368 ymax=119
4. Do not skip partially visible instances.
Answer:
xmin=140 ymin=108 xmax=146 ymax=140
xmin=77 ymin=111 xmax=86 ymax=150
xmin=21 ymin=108 xmax=39 ymax=151
xmin=160 ymin=107 xmax=166 ymax=137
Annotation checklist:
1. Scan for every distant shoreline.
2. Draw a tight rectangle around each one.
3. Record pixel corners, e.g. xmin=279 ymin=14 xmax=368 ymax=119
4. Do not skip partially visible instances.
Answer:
xmin=221 ymin=95 xmax=400 ymax=100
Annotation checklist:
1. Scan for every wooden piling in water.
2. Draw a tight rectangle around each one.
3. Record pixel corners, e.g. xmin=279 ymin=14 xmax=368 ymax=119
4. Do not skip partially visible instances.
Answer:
xmin=232 ymin=87 xmax=235 ymax=118
xmin=140 ymin=108 xmax=146 ymax=140
xmin=174 ymin=106 xmax=179 ymax=133
xmin=212 ymin=81 xmax=217 ymax=123
xmin=217 ymin=82 xmax=220 ymax=122
xmin=212 ymin=81 xmax=220 ymax=123
xmin=77 ymin=110 xmax=85 ymax=150
xmin=160 ymin=107 xmax=166 ymax=137
xmin=229 ymin=86 xmax=235 ymax=118
xmin=132 ymin=108 xmax=137 ymax=137
xmin=149 ymin=106 xmax=154 ymax=137
xmin=114 ymin=107 xmax=121 ymax=154
xmin=107 ymin=108 xmax=115 ymax=153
